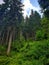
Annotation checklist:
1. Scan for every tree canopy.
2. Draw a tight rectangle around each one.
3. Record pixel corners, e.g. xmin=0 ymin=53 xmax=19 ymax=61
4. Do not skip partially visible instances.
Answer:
xmin=38 ymin=0 xmax=49 ymax=18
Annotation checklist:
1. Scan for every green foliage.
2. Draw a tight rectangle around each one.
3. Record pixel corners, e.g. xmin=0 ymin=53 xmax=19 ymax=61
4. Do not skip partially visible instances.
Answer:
xmin=12 ymin=38 xmax=26 ymax=52
xmin=41 ymin=17 xmax=49 ymax=38
xmin=36 ymin=30 xmax=45 ymax=40
xmin=23 ymin=10 xmax=41 ymax=40
xmin=0 ymin=0 xmax=23 ymax=45
xmin=0 ymin=45 xmax=6 ymax=55
xmin=0 ymin=56 xmax=10 ymax=65
xmin=36 ymin=17 xmax=49 ymax=40
xmin=38 ymin=0 xmax=49 ymax=18
xmin=0 ymin=0 xmax=49 ymax=65
xmin=0 ymin=40 xmax=49 ymax=65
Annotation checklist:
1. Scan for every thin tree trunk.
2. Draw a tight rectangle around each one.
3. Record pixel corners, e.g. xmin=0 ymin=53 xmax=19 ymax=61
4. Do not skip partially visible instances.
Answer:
xmin=12 ymin=27 xmax=16 ymax=41
xmin=20 ymin=30 xmax=22 ymax=41
xmin=0 ymin=31 xmax=2 ymax=44
xmin=7 ymin=31 xmax=13 ymax=56
xmin=1 ymin=31 xmax=5 ymax=45
xmin=6 ymin=27 xmax=11 ymax=45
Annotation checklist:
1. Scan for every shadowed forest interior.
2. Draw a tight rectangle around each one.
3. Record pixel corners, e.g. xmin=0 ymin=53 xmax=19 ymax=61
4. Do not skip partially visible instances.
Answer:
xmin=0 ymin=0 xmax=49 ymax=65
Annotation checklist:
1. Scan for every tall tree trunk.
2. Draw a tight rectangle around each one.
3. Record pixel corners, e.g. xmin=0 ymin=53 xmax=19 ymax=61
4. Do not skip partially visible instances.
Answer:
xmin=0 ymin=31 xmax=2 ymax=44
xmin=19 ymin=30 xmax=23 ymax=41
xmin=12 ymin=27 xmax=16 ymax=41
xmin=6 ymin=27 xmax=11 ymax=45
xmin=1 ymin=31 xmax=5 ymax=45
xmin=7 ymin=31 xmax=13 ymax=56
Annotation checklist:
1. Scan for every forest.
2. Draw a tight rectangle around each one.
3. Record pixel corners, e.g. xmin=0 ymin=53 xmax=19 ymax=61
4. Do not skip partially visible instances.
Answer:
xmin=0 ymin=0 xmax=49 ymax=65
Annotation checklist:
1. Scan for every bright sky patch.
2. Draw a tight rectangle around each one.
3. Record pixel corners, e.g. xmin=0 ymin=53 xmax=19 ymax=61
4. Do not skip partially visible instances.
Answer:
xmin=22 ymin=0 xmax=41 ymax=18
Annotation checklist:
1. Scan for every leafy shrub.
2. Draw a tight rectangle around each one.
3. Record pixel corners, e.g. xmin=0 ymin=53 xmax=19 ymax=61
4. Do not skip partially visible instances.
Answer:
xmin=0 ymin=40 xmax=49 ymax=65
xmin=12 ymin=38 xmax=26 ymax=52
xmin=0 ymin=45 xmax=6 ymax=55
xmin=36 ymin=30 xmax=47 ymax=40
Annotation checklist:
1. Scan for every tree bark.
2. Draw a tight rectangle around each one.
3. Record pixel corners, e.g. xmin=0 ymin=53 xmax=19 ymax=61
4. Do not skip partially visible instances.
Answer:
xmin=12 ymin=27 xmax=16 ymax=41
xmin=7 ymin=31 xmax=13 ymax=56
xmin=6 ymin=27 xmax=11 ymax=45
xmin=1 ymin=31 xmax=5 ymax=45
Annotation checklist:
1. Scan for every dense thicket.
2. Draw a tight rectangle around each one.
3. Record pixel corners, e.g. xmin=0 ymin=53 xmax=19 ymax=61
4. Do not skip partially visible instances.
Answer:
xmin=0 ymin=0 xmax=49 ymax=65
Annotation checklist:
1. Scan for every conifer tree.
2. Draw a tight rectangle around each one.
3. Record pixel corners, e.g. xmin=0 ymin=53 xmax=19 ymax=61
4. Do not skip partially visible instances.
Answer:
xmin=38 ymin=0 xmax=49 ymax=18
xmin=0 ymin=0 xmax=23 ymax=55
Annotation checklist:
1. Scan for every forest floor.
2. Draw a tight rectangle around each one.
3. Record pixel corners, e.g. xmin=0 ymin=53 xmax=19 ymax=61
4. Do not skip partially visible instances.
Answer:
xmin=0 ymin=40 xmax=49 ymax=65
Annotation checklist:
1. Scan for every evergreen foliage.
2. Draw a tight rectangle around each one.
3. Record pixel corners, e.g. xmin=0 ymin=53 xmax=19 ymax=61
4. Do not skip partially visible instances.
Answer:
xmin=38 ymin=0 xmax=49 ymax=18
xmin=0 ymin=0 xmax=49 ymax=65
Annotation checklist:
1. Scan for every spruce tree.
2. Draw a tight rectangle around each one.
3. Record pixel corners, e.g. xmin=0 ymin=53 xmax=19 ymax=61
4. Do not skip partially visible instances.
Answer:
xmin=38 ymin=0 xmax=49 ymax=18
xmin=0 ymin=0 xmax=23 ymax=55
